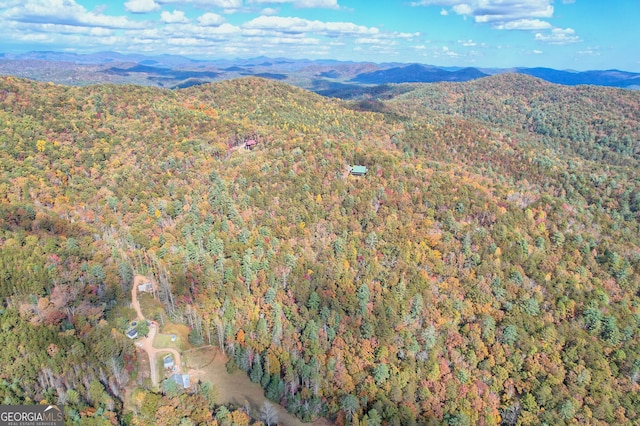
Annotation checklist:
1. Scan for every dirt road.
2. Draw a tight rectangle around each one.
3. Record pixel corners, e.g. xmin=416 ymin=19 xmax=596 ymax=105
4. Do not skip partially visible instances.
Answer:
xmin=131 ymin=275 xmax=184 ymax=387
xmin=131 ymin=275 xmax=147 ymax=321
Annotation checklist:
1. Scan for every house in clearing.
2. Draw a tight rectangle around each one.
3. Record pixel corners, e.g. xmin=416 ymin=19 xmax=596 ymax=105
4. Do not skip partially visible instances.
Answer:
xmin=138 ymin=281 xmax=153 ymax=293
xmin=350 ymin=165 xmax=368 ymax=176
xmin=171 ymin=373 xmax=191 ymax=389
xmin=245 ymin=139 xmax=257 ymax=150
xmin=126 ymin=328 xmax=138 ymax=339
xmin=163 ymin=354 xmax=175 ymax=369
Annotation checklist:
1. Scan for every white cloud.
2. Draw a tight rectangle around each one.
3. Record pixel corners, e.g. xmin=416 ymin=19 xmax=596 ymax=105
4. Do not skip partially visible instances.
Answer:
xmin=411 ymin=1 xmax=462 ymax=5
xmin=165 ymin=37 xmax=197 ymax=46
xmin=413 ymin=0 xmax=555 ymax=28
xmin=143 ymin=21 xmax=240 ymax=38
xmin=161 ymin=10 xmax=189 ymax=23
xmin=0 ymin=0 xmax=22 ymax=7
xmin=533 ymin=49 xmax=542 ymax=54
xmin=394 ymin=32 xmax=420 ymax=39
xmin=355 ymin=37 xmax=396 ymax=46
xmin=247 ymin=0 xmax=339 ymax=8
xmin=458 ymin=39 xmax=475 ymax=46
xmin=440 ymin=8 xmax=448 ymax=15
xmin=124 ymin=0 xmax=160 ymax=13
xmin=495 ymin=19 xmax=551 ymax=30
xmin=293 ymin=0 xmax=339 ymax=7
xmin=577 ymin=49 xmax=599 ymax=56
xmin=215 ymin=0 xmax=243 ymax=7
xmin=452 ymin=4 xmax=472 ymax=15
xmin=153 ymin=0 xmax=243 ymax=13
xmin=268 ymin=36 xmax=320 ymax=44
xmin=13 ymin=32 xmax=52 ymax=42
xmin=127 ymin=28 xmax=159 ymax=41
xmin=5 ymin=0 xmax=146 ymax=29
xmin=197 ymin=12 xmax=225 ymax=26
xmin=115 ymin=20 xmax=242 ymax=54
xmin=535 ymin=27 xmax=580 ymax=44
xmin=88 ymin=27 xmax=113 ymax=36
xmin=161 ymin=0 xmax=242 ymax=7
xmin=242 ymin=15 xmax=379 ymax=36
xmin=242 ymin=28 xmax=273 ymax=37
xmin=203 ymin=22 xmax=240 ymax=35
xmin=442 ymin=46 xmax=460 ymax=57
xmin=261 ymin=7 xmax=279 ymax=15
xmin=36 ymin=22 xmax=113 ymax=36
xmin=473 ymin=1 xmax=553 ymax=23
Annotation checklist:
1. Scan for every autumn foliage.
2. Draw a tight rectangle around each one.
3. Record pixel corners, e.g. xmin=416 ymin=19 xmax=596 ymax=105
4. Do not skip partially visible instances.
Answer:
xmin=0 ymin=75 xmax=639 ymax=424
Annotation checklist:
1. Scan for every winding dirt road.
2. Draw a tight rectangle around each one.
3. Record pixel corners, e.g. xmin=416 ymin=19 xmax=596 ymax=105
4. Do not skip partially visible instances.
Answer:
xmin=131 ymin=275 xmax=184 ymax=387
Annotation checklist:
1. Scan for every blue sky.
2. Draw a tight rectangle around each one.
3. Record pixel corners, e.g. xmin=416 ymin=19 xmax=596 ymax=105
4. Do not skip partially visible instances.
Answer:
xmin=0 ymin=0 xmax=638 ymax=71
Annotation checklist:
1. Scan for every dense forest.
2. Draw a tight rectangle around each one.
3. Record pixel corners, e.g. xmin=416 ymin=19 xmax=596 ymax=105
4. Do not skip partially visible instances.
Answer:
xmin=0 ymin=74 xmax=639 ymax=425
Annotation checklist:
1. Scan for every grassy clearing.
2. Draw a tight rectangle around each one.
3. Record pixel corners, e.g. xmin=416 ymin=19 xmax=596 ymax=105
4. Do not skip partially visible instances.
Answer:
xmin=155 ymin=323 xmax=191 ymax=351
xmin=188 ymin=349 xmax=331 ymax=426
xmin=154 ymin=333 xmax=183 ymax=352
xmin=137 ymin=293 xmax=165 ymax=320
xmin=155 ymin=356 xmax=167 ymax=385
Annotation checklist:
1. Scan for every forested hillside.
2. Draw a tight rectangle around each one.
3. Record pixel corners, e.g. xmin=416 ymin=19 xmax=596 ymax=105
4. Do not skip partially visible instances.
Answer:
xmin=0 ymin=75 xmax=639 ymax=425
xmin=385 ymin=74 xmax=640 ymax=165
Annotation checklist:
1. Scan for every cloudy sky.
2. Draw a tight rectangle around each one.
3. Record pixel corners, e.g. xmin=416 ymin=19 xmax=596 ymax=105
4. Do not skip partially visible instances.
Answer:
xmin=0 ymin=0 xmax=638 ymax=71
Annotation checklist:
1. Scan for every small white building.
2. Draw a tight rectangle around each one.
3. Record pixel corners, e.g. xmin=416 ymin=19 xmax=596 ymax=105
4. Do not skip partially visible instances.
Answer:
xmin=163 ymin=354 xmax=175 ymax=369
xmin=138 ymin=282 xmax=153 ymax=293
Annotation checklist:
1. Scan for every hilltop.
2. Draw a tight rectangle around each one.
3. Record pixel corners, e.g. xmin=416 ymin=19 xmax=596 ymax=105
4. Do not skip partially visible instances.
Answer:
xmin=0 ymin=75 xmax=639 ymax=424
xmin=383 ymin=74 xmax=640 ymax=164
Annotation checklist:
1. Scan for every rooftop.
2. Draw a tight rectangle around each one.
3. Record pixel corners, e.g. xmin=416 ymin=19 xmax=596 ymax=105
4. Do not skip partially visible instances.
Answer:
xmin=350 ymin=165 xmax=368 ymax=175
xmin=163 ymin=354 xmax=175 ymax=368
xmin=171 ymin=373 xmax=190 ymax=389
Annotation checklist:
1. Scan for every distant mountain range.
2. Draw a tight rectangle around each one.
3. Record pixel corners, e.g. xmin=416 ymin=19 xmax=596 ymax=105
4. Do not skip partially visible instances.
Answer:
xmin=512 ymin=67 xmax=640 ymax=88
xmin=351 ymin=63 xmax=640 ymax=88
xmin=350 ymin=64 xmax=489 ymax=84
xmin=1 ymin=51 xmax=639 ymax=91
